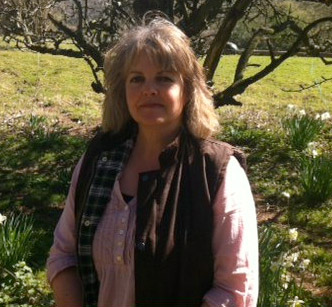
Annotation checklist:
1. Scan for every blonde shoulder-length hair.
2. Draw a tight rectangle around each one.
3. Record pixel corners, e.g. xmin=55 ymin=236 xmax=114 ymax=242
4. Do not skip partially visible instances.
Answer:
xmin=102 ymin=17 xmax=219 ymax=139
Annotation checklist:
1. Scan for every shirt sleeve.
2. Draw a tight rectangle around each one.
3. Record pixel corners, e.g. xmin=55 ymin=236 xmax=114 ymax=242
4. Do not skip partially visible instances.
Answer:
xmin=46 ymin=156 xmax=84 ymax=284
xmin=203 ymin=156 xmax=259 ymax=307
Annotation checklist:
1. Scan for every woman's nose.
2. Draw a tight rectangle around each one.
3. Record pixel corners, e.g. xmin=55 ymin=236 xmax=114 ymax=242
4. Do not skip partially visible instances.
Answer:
xmin=143 ymin=81 xmax=158 ymax=96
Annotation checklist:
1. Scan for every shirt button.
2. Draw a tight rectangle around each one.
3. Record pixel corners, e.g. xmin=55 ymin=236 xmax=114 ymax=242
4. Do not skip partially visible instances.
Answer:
xmin=116 ymin=256 xmax=123 ymax=262
xmin=121 ymin=218 xmax=126 ymax=224
xmin=136 ymin=241 xmax=146 ymax=251
xmin=84 ymin=220 xmax=90 ymax=227
xmin=119 ymin=229 xmax=124 ymax=235
xmin=117 ymin=241 xmax=123 ymax=246
xmin=101 ymin=156 xmax=107 ymax=162
xmin=142 ymin=174 xmax=149 ymax=182
xmin=124 ymin=205 xmax=128 ymax=211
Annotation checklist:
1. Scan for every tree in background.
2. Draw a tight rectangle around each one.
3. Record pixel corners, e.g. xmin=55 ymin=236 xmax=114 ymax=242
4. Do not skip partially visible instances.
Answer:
xmin=0 ymin=0 xmax=331 ymax=106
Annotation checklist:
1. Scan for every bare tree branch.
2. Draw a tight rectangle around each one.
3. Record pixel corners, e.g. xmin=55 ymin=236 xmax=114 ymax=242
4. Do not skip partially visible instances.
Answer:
xmin=214 ymin=16 xmax=332 ymax=107
xmin=234 ymin=27 xmax=274 ymax=83
xmin=282 ymin=76 xmax=332 ymax=92
xmin=320 ymin=56 xmax=332 ymax=64
xmin=48 ymin=13 xmax=104 ymax=68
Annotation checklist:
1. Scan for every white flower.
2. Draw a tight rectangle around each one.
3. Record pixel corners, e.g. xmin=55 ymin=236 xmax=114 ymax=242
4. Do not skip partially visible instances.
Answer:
xmin=312 ymin=149 xmax=318 ymax=158
xmin=283 ymin=251 xmax=300 ymax=267
xmin=287 ymin=104 xmax=295 ymax=110
xmin=299 ymin=109 xmax=306 ymax=116
xmin=315 ymin=113 xmax=321 ymax=119
xmin=302 ymin=259 xmax=310 ymax=266
xmin=0 ymin=213 xmax=7 ymax=225
xmin=289 ymin=252 xmax=300 ymax=262
xmin=289 ymin=228 xmax=298 ymax=241
xmin=282 ymin=191 xmax=290 ymax=199
xmin=287 ymin=296 xmax=305 ymax=307
xmin=299 ymin=258 xmax=311 ymax=270
xmin=28 ymin=288 xmax=35 ymax=295
xmin=307 ymin=141 xmax=317 ymax=148
xmin=321 ymin=112 xmax=331 ymax=121
xmin=281 ymin=273 xmax=291 ymax=289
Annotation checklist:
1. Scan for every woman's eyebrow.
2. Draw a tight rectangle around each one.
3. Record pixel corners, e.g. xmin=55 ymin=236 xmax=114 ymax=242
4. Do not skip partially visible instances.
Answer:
xmin=157 ymin=70 xmax=175 ymax=75
xmin=128 ymin=70 xmax=175 ymax=75
xmin=128 ymin=70 xmax=142 ymax=75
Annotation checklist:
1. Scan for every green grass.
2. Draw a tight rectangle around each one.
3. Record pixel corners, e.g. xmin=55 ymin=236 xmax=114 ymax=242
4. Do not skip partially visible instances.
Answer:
xmin=0 ymin=49 xmax=102 ymax=129
xmin=1 ymin=47 xmax=332 ymax=304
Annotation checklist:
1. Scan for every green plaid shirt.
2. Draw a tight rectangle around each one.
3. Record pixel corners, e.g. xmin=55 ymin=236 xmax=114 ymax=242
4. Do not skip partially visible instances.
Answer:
xmin=77 ymin=136 xmax=135 ymax=306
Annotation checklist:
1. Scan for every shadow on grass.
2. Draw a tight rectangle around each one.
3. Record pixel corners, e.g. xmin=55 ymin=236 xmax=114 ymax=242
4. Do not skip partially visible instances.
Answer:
xmin=0 ymin=128 xmax=89 ymax=267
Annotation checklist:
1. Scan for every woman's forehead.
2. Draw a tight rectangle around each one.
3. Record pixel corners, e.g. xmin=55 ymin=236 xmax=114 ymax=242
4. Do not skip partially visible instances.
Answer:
xmin=130 ymin=49 xmax=180 ymax=71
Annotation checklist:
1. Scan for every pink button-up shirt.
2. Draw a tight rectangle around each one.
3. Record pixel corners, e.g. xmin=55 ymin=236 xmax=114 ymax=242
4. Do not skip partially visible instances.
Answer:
xmin=47 ymin=156 xmax=258 ymax=306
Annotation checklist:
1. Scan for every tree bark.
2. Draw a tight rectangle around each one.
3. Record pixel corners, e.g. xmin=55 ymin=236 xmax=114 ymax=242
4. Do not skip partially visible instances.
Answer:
xmin=203 ymin=0 xmax=253 ymax=81
xmin=180 ymin=0 xmax=224 ymax=37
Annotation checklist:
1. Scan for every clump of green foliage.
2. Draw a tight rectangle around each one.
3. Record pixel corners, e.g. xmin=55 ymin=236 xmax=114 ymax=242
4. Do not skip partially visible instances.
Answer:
xmin=282 ymin=113 xmax=324 ymax=151
xmin=299 ymin=155 xmax=332 ymax=205
xmin=0 ymin=213 xmax=35 ymax=269
xmin=258 ymin=226 xmax=315 ymax=307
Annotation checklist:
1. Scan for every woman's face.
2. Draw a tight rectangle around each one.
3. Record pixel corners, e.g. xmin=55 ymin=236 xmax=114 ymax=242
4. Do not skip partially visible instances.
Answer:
xmin=125 ymin=53 xmax=187 ymax=132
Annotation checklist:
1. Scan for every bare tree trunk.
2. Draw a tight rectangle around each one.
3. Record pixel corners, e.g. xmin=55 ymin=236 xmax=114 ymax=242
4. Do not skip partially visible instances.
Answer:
xmin=180 ymin=0 xmax=224 ymax=37
xmin=203 ymin=0 xmax=253 ymax=81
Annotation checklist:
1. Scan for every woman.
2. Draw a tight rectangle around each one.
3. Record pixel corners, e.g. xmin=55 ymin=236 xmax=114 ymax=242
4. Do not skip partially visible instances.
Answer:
xmin=47 ymin=17 xmax=258 ymax=307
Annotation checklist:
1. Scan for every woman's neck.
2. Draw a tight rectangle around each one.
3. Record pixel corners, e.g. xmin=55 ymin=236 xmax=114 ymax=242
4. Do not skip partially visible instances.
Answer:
xmin=129 ymin=125 xmax=181 ymax=171
xmin=136 ymin=125 xmax=181 ymax=156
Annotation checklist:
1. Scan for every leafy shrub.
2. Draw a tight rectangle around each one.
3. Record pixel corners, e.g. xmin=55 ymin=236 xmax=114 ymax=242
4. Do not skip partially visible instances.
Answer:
xmin=282 ymin=114 xmax=324 ymax=151
xmin=0 ymin=213 xmax=35 ymax=269
xmin=299 ymin=155 xmax=332 ymax=205
xmin=0 ymin=261 xmax=54 ymax=306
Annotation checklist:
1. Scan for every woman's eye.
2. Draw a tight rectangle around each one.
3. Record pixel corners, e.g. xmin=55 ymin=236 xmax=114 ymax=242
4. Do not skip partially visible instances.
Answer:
xmin=157 ymin=76 xmax=173 ymax=83
xmin=130 ymin=76 xmax=144 ymax=83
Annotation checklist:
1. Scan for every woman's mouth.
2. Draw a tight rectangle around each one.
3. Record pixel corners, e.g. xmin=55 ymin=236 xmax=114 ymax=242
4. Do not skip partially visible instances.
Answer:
xmin=140 ymin=103 xmax=163 ymax=108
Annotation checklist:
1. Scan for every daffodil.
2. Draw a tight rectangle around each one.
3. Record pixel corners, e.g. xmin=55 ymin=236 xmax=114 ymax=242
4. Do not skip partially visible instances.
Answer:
xmin=0 ymin=213 xmax=7 ymax=225
xmin=288 ymin=228 xmax=298 ymax=242
xmin=299 ymin=258 xmax=311 ymax=270
xmin=282 ymin=191 xmax=290 ymax=199
xmin=312 ymin=149 xmax=318 ymax=158
xmin=287 ymin=296 xmax=304 ymax=307
xmin=321 ymin=112 xmax=331 ymax=121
